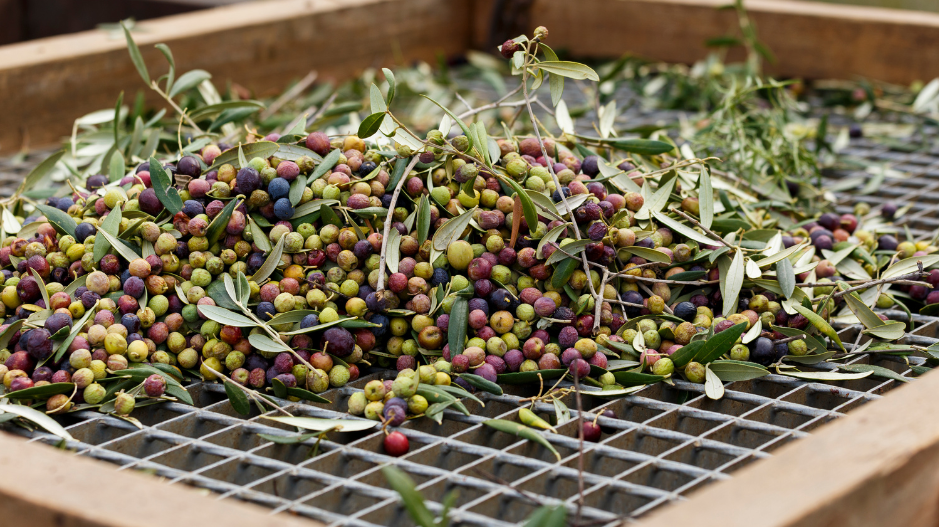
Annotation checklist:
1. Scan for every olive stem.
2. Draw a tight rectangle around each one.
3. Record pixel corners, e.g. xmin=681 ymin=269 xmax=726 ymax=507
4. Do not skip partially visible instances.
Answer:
xmin=201 ymin=361 xmax=293 ymax=416
xmin=151 ymin=82 xmax=202 ymax=133
xmin=376 ymin=156 xmax=421 ymax=294
xmin=519 ymin=41 xmax=598 ymax=303
xmin=456 ymin=84 xmax=524 ymax=119
xmin=592 ymin=269 xmax=609 ymax=334
xmin=671 ymin=208 xmax=735 ymax=250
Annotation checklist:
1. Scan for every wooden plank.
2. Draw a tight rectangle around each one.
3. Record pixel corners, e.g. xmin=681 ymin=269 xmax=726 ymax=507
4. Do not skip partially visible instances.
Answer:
xmin=0 ymin=431 xmax=320 ymax=527
xmin=639 ymin=370 xmax=939 ymax=527
xmin=472 ymin=0 xmax=939 ymax=85
xmin=0 ymin=0 xmax=471 ymax=152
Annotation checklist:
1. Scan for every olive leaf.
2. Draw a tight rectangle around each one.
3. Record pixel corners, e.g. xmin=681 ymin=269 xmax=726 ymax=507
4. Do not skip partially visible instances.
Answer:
xmin=448 ymin=297 xmax=468 ymax=358
xmin=147 ymin=156 xmax=183 ymax=215
xmin=251 ymin=234 xmax=286 ymax=283
xmin=483 ymin=419 xmax=561 ymax=461
xmin=0 ymin=404 xmax=74 ymax=442
xmin=882 ymin=254 xmax=939 ymax=279
xmin=223 ymin=380 xmax=251 ymax=415
xmin=704 ymin=364 xmax=724 ymax=400
xmin=432 ymin=207 xmax=477 ymax=251
xmin=776 ymin=257 xmax=796 ymax=298
xmin=358 ymin=112 xmax=386 ymax=139
xmin=534 ymin=61 xmax=599 ymax=81
xmin=838 ymin=363 xmax=909 ymax=383
xmin=707 ymin=360 xmax=769 ymax=381
xmin=207 ymin=141 xmax=279 ymax=171
xmin=18 ymin=149 xmax=65 ymax=196
xmin=263 ymin=415 xmax=378 ymax=432
xmin=169 ymin=69 xmax=212 ymax=98
xmin=863 ymin=320 xmax=905 ymax=341
xmin=121 ymin=22 xmax=150 ymax=85
xmin=652 ymin=210 xmax=714 ymax=246
xmin=35 ymin=204 xmax=77 ymax=238
xmin=206 ymin=198 xmax=240 ymax=247
xmin=698 ymin=166 xmax=714 ymax=229
xmin=694 ymin=322 xmax=748 ymax=364
xmin=93 ymin=205 xmax=123 ymax=261
xmin=792 ymin=304 xmax=844 ymax=351
xmin=416 ymin=195 xmax=431 ymax=245
xmin=96 ymin=229 xmax=141 ymax=263
xmin=721 ymin=251 xmax=744 ymax=316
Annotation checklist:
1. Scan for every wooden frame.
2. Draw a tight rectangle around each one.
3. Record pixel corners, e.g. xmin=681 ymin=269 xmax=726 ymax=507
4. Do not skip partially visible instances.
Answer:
xmin=1 ymin=1 xmax=939 ymax=525
xmin=3 ymin=0 xmax=939 ymax=152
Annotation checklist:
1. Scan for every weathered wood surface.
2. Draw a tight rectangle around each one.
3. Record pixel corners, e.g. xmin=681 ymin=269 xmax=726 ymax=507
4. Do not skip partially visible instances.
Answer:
xmin=0 ymin=0 xmax=471 ymax=152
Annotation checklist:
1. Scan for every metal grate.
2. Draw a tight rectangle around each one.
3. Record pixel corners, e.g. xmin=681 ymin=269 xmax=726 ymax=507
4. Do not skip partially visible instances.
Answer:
xmin=4 ymin=85 xmax=939 ymax=524
xmin=8 ymin=310 xmax=931 ymax=526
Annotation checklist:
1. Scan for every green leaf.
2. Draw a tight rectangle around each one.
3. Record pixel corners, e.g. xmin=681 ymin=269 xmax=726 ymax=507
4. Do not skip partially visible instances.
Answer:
xmin=96 ymin=229 xmax=140 ymax=263
xmin=540 ymin=45 xmax=565 ymax=107
xmin=147 ymin=156 xmax=183 ymax=215
xmin=707 ymin=360 xmax=769 ymax=381
xmin=169 ymin=69 xmax=211 ymax=98
xmin=358 ymin=112 xmax=386 ymax=139
xmin=842 ymin=290 xmax=885 ymax=330
xmin=612 ymin=371 xmax=667 ymax=387
xmin=652 ymin=211 xmax=715 ymax=246
xmin=448 ymin=297 xmax=468 ymax=358
xmin=497 ymin=369 xmax=566 ymax=385
xmin=290 ymin=198 xmax=339 ymax=220
xmin=620 ymin=246 xmax=672 ymax=264
xmin=432 ymin=207 xmax=477 ymax=251
xmin=3 ymin=382 xmax=74 ymax=400
xmin=694 ymin=322 xmax=748 ymax=364
xmin=198 ymin=305 xmax=255 ymax=327
xmin=252 ymin=234 xmax=286 ymax=283
xmin=420 ymin=94 xmax=474 ymax=152
xmin=792 ymin=304 xmax=844 ymax=351
xmin=18 ymin=149 xmax=65 ymax=196
xmin=863 ymin=321 xmax=905 ymax=341
xmin=208 ymin=141 xmax=279 ymax=171
xmin=206 ymin=279 xmax=240 ymax=311
xmin=206 ymin=198 xmax=240 ymax=247
xmin=382 ymin=68 xmax=396 ymax=106
xmin=238 ymin=144 xmax=248 ymax=168
xmin=524 ymin=505 xmax=567 ymax=527
xmin=484 ymin=419 xmax=561 ymax=461
xmin=247 ymin=216 xmax=271 ymax=253
xmin=248 ymin=333 xmax=291 ymax=353
xmin=609 ymin=139 xmax=673 ymax=155
xmin=93 ymin=206 xmax=123 ymax=261
xmin=698 ymin=167 xmax=714 ymax=230
xmin=416 ymin=195 xmax=431 ymax=245
xmin=381 ymin=466 xmax=436 ymax=527
xmin=0 ymin=404 xmax=73 ymax=441
xmin=776 ymin=258 xmax=796 ymax=298
xmin=534 ymin=61 xmax=599 ymax=81
xmin=882 ymin=254 xmax=939 ymax=279
xmin=108 ymin=149 xmax=126 ymax=183
xmin=289 ymin=175 xmax=307 ymax=207
xmin=838 ymin=363 xmax=908 ymax=383
xmin=499 ymin=176 xmax=538 ymax=234
xmin=35 ymin=204 xmax=77 ymax=238
xmin=285 ymin=386 xmax=330 ymax=404
xmin=51 ymin=298 xmax=99 ymax=364
xmin=551 ymin=258 xmax=580 ymax=290
xmin=262 ymin=415 xmax=378 ymax=432
xmin=721 ymin=251 xmax=744 ymax=316
xmin=458 ymin=373 xmax=503 ymax=395
xmin=224 ymin=380 xmax=251 ymax=415
xmin=121 ymin=22 xmax=150 ymax=85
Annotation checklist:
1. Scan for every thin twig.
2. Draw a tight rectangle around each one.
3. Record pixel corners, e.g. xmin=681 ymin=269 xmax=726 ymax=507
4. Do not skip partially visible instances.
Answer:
xmin=202 ymin=362 xmax=293 ymax=416
xmin=456 ymin=84 xmax=524 ymax=119
xmin=671 ymin=208 xmax=734 ymax=249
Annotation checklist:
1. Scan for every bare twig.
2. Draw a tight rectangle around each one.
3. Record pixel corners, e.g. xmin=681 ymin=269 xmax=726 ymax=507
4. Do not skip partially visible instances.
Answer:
xmin=202 ymin=362 xmax=293 ymax=416
xmin=671 ymin=208 xmax=734 ymax=249
xmin=456 ymin=84 xmax=524 ymax=119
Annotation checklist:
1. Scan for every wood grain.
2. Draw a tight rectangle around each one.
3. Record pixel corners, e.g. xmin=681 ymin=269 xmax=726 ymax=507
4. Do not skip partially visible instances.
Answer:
xmin=0 ymin=430 xmax=320 ymax=527
xmin=638 ymin=369 xmax=939 ymax=527
xmin=0 ymin=0 xmax=471 ymax=152
xmin=472 ymin=0 xmax=939 ymax=85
